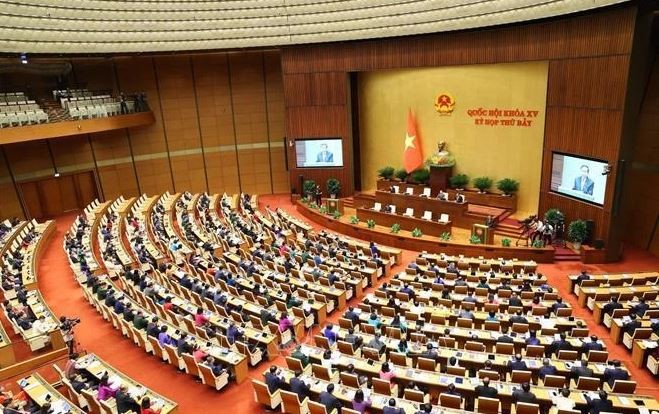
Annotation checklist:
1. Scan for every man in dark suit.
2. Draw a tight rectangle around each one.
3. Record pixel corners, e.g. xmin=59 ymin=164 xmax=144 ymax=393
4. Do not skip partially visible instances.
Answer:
xmin=497 ymin=326 xmax=514 ymax=343
xmin=572 ymin=165 xmax=594 ymax=195
xmin=575 ymin=270 xmax=591 ymax=285
xmin=546 ymin=333 xmax=571 ymax=357
xmin=319 ymin=384 xmax=342 ymax=412
xmin=344 ymin=328 xmax=363 ymax=349
xmin=115 ymin=384 xmax=140 ymax=414
xmin=508 ymin=293 xmax=523 ymax=307
xmin=508 ymin=354 xmax=528 ymax=372
xmin=632 ymin=297 xmax=649 ymax=317
xmin=538 ymin=358 xmax=557 ymax=379
xmin=290 ymin=371 xmax=310 ymax=401
xmin=582 ymin=335 xmax=604 ymax=354
xmin=602 ymin=297 xmax=622 ymax=316
xmin=570 ymin=360 xmax=594 ymax=382
xmin=622 ymin=314 xmax=642 ymax=336
xmin=551 ymin=297 xmax=568 ymax=315
xmin=512 ymin=382 xmax=537 ymax=404
xmin=290 ymin=346 xmax=310 ymax=367
xmin=475 ymin=377 xmax=498 ymax=398
xmin=316 ymin=144 xmax=334 ymax=163
xmin=603 ymin=360 xmax=629 ymax=388
xmin=585 ymin=390 xmax=613 ymax=414
xmin=509 ymin=311 xmax=528 ymax=326
xmin=343 ymin=307 xmax=361 ymax=326
xmin=264 ymin=366 xmax=286 ymax=393
xmin=420 ymin=343 xmax=439 ymax=361
xmin=383 ymin=398 xmax=405 ymax=414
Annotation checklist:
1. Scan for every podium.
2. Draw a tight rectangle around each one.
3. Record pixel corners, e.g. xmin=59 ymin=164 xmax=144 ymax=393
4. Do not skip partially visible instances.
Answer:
xmin=429 ymin=165 xmax=453 ymax=193
xmin=325 ymin=198 xmax=344 ymax=214
xmin=472 ymin=224 xmax=494 ymax=245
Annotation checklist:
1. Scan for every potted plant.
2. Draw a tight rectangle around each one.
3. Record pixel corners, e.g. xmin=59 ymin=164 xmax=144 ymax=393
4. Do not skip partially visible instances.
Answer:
xmin=532 ymin=239 xmax=544 ymax=248
xmin=410 ymin=168 xmax=431 ymax=185
xmin=544 ymin=208 xmax=564 ymax=227
xmin=332 ymin=210 xmax=341 ymax=220
xmin=366 ymin=219 xmax=376 ymax=229
xmin=378 ymin=166 xmax=395 ymax=180
xmin=496 ymin=178 xmax=519 ymax=196
xmin=449 ymin=174 xmax=469 ymax=190
xmin=319 ymin=205 xmax=327 ymax=214
xmin=473 ymin=176 xmax=493 ymax=193
xmin=326 ymin=178 xmax=341 ymax=199
xmin=303 ymin=179 xmax=317 ymax=200
xmin=501 ymin=238 xmax=511 ymax=247
xmin=469 ymin=235 xmax=481 ymax=244
xmin=349 ymin=215 xmax=359 ymax=224
xmin=390 ymin=223 xmax=401 ymax=234
xmin=412 ymin=228 xmax=423 ymax=237
xmin=568 ymin=220 xmax=588 ymax=250
xmin=394 ymin=168 xmax=408 ymax=182
xmin=440 ymin=232 xmax=451 ymax=241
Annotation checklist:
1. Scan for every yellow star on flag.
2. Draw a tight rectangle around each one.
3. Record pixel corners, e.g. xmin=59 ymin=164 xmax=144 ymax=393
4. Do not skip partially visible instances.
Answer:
xmin=405 ymin=133 xmax=416 ymax=149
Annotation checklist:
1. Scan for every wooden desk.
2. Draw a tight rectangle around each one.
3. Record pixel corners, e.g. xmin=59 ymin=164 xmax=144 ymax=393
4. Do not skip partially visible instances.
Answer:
xmin=296 ymin=344 xmax=657 ymax=413
xmin=357 ymin=208 xmax=451 ymax=236
xmin=578 ymin=285 xmax=659 ymax=308
xmin=631 ymin=339 xmax=658 ymax=368
xmin=75 ymin=353 xmax=178 ymax=414
xmin=373 ymin=190 xmax=468 ymax=219
xmin=569 ymin=272 xmax=658 ymax=294
xmin=18 ymin=373 xmax=84 ymax=413
xmin=419 ymin=253 xmax=537 ymax=273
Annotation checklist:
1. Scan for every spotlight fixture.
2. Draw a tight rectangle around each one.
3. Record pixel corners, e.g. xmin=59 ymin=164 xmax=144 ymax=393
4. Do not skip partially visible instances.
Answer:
xmin=19 ymin=53 xmax=27 ymax=64
xmin=54 ymin=171 xmax=60 ymax=178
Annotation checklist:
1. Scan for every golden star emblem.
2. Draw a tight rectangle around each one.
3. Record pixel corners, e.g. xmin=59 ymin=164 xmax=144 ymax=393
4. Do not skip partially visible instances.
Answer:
xmin=405 ymin=133 xmax=416 ymax=149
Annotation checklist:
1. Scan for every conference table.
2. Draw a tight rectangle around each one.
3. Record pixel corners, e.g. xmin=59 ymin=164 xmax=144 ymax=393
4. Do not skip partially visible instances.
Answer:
xmin=569 ymin=271 xmax=659 ymax=294
xmin=592 ymin=300 xmax=659 ymax=325
xmin=327 ymin=326 xmax=614 ymax=381
xmin=19 ymin=220 xmax=55 ymax=290
xmin=631 ymin=338 xmax=658 ymax=368
xmin=418 ymin=253 xmax=538 ymax=273
xmin=577 ymin=285 xmax=659 ymax=308
xmin=75 ymin=353 xmax=178 ymax=414
xmin=356 ymin=208 xmax=451 ymax=235
xmin=373 ymin=190 xmax=468 ymax=219
xmin=295 ymin=344 xmax=657 ymax=413
xmin=271 ymin=366 xmax=472 ymax=414
xmin=18 ymin=373 xmax=85 ymax=414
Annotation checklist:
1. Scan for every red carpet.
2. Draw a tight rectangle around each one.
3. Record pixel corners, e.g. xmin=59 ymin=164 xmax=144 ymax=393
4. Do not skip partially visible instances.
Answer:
xmin=11 ymin=194 xmax=658 ymax=412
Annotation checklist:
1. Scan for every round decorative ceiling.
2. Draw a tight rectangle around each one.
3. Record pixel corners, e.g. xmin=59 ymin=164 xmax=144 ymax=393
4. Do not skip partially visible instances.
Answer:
xmin=0 ymin=0 xmax=628 ymax=54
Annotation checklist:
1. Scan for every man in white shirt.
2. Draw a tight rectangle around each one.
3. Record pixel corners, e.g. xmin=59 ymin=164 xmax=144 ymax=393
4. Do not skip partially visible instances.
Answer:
xmin=551 ymin=388 xmax=575 ymax=412
xmin=31 ymin=316 xmax=53 ymax=336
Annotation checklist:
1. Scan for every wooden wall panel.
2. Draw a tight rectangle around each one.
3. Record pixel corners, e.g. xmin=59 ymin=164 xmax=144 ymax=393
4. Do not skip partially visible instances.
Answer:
xmin=0 ymin=153 xmax=23 ymax=219
xmin=4 ymin=141 xmax=52 ymax=180
xmin=96 ymin=163 xmax=139 ymax=201
xmin=547 ymin=56 xmax=630 ymax=109
xmin=280 ymin=4 xmax=638 ymax=255
xmin=264 ymin=51 xmax=290 ymax=194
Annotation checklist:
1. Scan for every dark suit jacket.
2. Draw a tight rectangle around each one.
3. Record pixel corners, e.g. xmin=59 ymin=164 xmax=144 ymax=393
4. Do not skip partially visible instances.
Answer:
xmin=383 ymin=407 xmax=405 ymax=414
xmin=585 ymin=397 xmax=613 ymax=414
xmin=265 ymin=372 xmax=285 ymax=393
xmin=508 ymin=298 xmax=523 ymax=307
xmin=633 ymin=303 xmax=649 ymax=317
xmin=623 ymin=320 xmax=642 ymax=335
xmin=583 ymin=341 xmax=604 ymax=353
xmin=290 ymin=377 xmax=310 ymax=401
xmin=571 ymin=366 xmax=594 ymax=381
xmin=602 ymin=302 xmax=622 ymax=315
xmin=319 ymin=391 xmax=342 ymax=412
xmin=603 ymin=367 xmax=629 ymax=387
xmin=497 ymin=335 xmax=514 ymax=343
xmin=512 ymin=390 xmax=537 ymax=404
xmin=538 ymin=365 xmax=557 ymax=379
xmin=508 ymin=360 xmax=528 ymax=372
xmin=475 ymin=385 xmax=498 ymax=398
xmin=573 ymin=176 xmax=594 ymax=195
xmin=115 ymin=390 xmax=140 ymax=413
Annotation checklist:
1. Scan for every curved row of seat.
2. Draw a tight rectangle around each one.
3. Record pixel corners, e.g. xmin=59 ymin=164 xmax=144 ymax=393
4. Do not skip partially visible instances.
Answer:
xmin=0 ymin=0 xmax=624 ymax=52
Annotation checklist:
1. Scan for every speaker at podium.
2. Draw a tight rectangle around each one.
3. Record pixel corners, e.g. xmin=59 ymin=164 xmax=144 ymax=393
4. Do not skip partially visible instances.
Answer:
xmin=472 ymin=223 xmax=494 ymax=244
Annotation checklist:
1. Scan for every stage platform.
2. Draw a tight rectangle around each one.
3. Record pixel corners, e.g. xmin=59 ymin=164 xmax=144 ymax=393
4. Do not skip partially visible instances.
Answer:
xmin=296 ymin=200 xmax=555 ymax=263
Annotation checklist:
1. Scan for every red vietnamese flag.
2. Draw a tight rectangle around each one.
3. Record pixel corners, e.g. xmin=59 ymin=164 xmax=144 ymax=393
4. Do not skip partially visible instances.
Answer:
xmin=403 ymin=109 xmax=423 ymax=173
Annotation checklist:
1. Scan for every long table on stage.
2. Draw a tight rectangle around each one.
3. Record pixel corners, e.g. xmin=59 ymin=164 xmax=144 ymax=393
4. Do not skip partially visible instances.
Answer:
xmin=373 ymin=190 xmax=467 ymax=218
xmin=356 ymin=207 xmax=451 ymax=235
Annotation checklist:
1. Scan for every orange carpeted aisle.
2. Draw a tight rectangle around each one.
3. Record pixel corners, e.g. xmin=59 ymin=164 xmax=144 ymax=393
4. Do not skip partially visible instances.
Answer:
xmin=24 ymin=194 xmax=659 ymax=412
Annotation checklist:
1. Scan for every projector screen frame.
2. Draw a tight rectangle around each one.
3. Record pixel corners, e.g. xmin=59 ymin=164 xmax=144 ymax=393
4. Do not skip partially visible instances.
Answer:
xmin=294 ymin=137 xmax=344 ymax=169
xmin=549 ymin=151 xmax=609 ymax=207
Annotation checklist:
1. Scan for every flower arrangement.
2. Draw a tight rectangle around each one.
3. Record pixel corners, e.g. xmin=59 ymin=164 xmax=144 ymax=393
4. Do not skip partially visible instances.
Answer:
xmin=390 ymin=223 xmax=401 ymax=234
xmin=412 ymin=228 xmax=423 ymax=237
xmin=440 ymin=232 xmax=451 ymax=241
xmin=349 ymin=215 xmax=359 ymax=224
xmin=366 ymin=219 xmax=376 ymax=229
